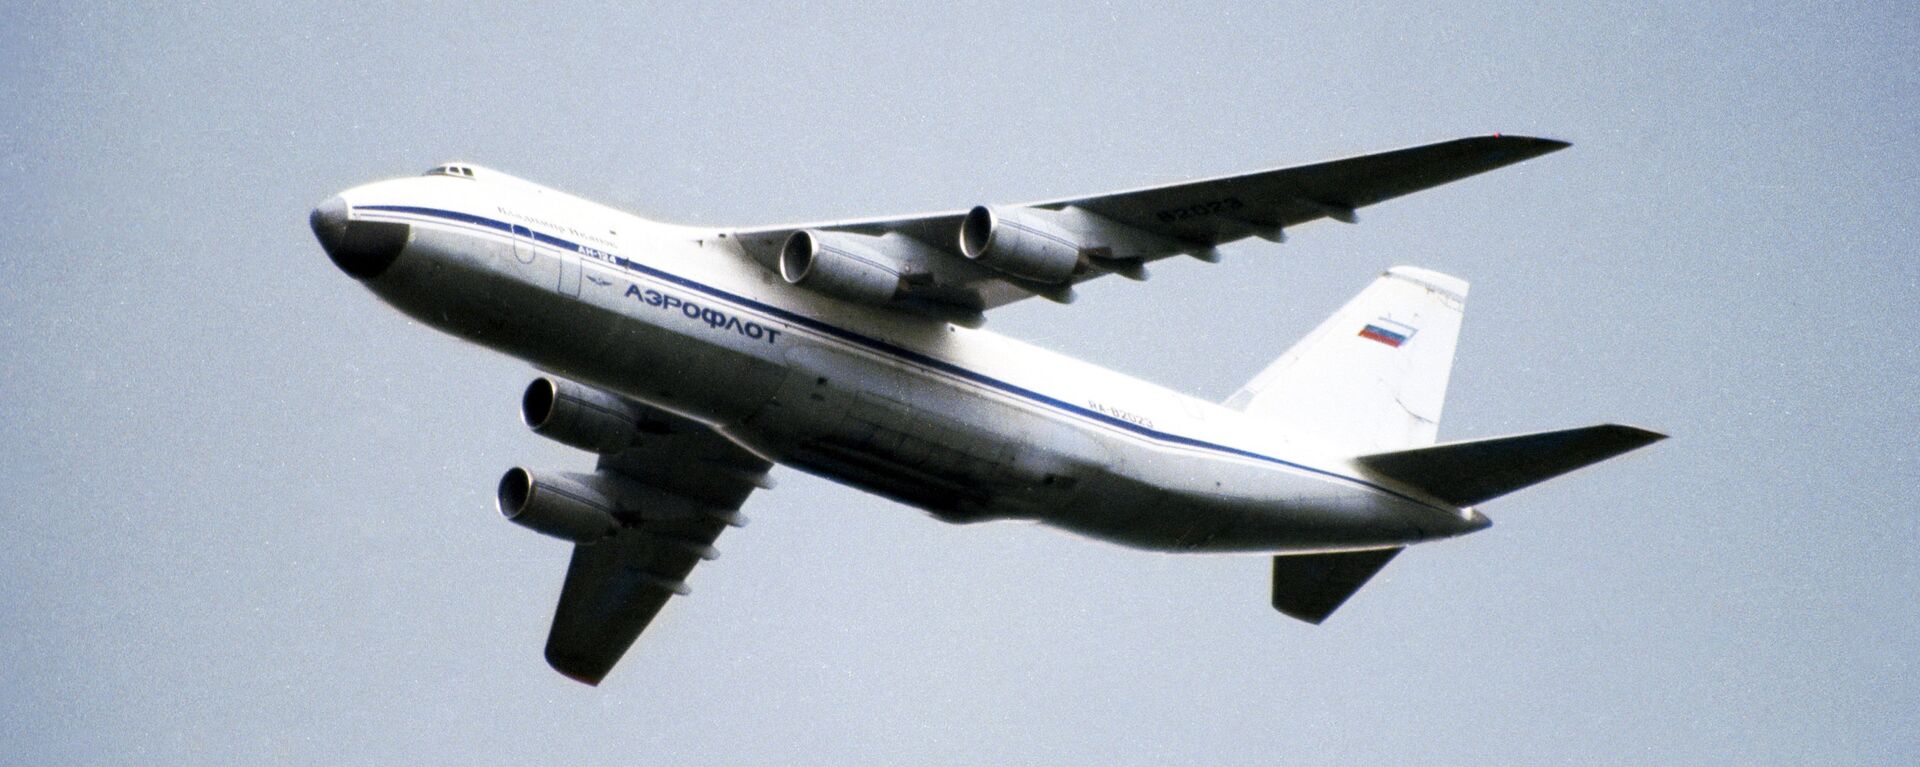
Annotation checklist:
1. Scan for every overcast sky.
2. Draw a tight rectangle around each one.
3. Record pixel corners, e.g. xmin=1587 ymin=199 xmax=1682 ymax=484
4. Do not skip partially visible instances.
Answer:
xmin=3 ymin=2 xmax=1915 ymax=764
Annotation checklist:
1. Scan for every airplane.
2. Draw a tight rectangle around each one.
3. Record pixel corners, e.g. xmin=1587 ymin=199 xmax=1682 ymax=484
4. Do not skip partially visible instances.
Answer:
xmin=309 ymin=135 xmax=1663 ymax=685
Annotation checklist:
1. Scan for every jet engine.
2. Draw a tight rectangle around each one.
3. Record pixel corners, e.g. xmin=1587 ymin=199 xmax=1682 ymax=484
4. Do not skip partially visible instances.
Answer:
xmin=779 ymin=230 xmax=905 ymax=306
xmin=496 ymin=467 xmax=622 ymax=544
xmin=521 ymin=376 xmax=642 ymax=454
xmin=958 ymin=206 xmax=1086 ymax=284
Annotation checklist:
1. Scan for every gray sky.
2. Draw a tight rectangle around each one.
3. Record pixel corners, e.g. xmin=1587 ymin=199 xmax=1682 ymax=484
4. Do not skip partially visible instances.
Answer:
xmin=3 ymin=1 xmax=1915 ymax=764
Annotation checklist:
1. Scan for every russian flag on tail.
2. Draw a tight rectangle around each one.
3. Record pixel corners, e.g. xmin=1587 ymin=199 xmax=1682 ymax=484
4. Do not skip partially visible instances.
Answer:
xmin=1358 ymin=318 xmax=1416 ymax=348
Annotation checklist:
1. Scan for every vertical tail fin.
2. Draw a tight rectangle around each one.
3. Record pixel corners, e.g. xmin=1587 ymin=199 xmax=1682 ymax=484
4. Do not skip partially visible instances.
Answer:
xmin=1223 ymin=267 xmax=1468 ymax=455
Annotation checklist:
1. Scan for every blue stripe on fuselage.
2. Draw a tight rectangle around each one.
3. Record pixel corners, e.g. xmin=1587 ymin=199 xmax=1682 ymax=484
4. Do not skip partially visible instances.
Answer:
xmin=356 ymin=204 xmax=1446 ymax=511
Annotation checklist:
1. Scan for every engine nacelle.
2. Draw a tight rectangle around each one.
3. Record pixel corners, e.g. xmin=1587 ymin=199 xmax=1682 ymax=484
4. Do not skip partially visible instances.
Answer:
xmin=958 ymin=206 xmax=1084 ymax=284
xmin=779 ymin=230 xmax=904 ymax=306
xmin=521 ymin=377 xmax=639 ymax=454
xmin=496 ymin=467 xmax=622 ymax=544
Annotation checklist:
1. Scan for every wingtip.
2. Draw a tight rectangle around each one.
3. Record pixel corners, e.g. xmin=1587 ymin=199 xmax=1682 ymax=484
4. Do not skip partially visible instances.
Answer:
xmin=1587 ymin=424 xmax=1669 ymax=452
xmin=1611 ymin=424 xmax=1670 ymax=444
xmin=1488 ymin=133 xmax=1573 ymax=153
xmin=1275 ymin=607 xmax=1332 ymax=625
xmin=546 ymin=650 xmax=609 ymax=686
xmin=553 ymin=666 xmax=606 ymax=686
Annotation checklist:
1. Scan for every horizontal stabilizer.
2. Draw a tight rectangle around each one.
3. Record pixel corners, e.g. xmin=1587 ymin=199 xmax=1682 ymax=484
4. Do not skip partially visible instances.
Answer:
xmin=1355 ymin=424 xmax=1666 ymax=508
xmin=1271 ymin=547 xmax=1402 ymax=624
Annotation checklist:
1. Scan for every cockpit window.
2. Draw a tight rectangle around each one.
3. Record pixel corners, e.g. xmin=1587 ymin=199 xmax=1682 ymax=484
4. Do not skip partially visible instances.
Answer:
xmin=425 ymin=164 xmax=476 ymax=178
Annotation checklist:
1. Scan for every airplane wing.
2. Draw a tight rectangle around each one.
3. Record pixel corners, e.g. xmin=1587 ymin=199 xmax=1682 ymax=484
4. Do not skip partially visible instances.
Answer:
xmin=542 ymin=407 xmax=770 ymax=686
xmin=731 ymin=135 xmax=1569 ymax=318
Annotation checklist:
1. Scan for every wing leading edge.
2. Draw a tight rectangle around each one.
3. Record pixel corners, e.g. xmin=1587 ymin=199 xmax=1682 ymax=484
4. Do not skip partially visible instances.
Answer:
xmin=730 ymin=135 xmax=1569 ymax=315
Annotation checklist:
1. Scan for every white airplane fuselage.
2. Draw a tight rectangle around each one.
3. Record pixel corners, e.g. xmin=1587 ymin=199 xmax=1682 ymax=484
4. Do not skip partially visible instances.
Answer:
xmin=318 ymin=169 xmax=1488 ymax=554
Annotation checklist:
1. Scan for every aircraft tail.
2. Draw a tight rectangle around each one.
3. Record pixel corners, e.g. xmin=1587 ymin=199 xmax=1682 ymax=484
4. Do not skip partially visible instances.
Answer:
xmin=1270 ymin=547 xmax=1403 ymax=624
xmin=1224 ymin=266 xmax=1468 ymax=455
xmin=1354 ymin=424 xmax=1667 ymax=508
xmin=1266 ymin=426 xmax=1665 ymax=625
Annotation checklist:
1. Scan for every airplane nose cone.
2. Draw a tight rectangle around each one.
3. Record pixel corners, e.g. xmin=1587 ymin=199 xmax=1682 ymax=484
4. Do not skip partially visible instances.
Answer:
xmin=309 ymin=196 xmax=349 ymax=251
xmin=310 ymin=195 xmax=409 ymax=279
